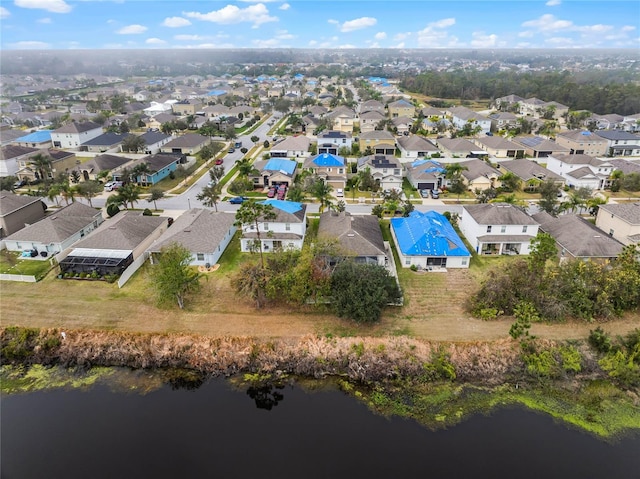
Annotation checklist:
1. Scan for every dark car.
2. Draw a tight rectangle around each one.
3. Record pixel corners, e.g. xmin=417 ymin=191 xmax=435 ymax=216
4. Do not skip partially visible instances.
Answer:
xmin=229 ymin=196 xmax=246 ymax=204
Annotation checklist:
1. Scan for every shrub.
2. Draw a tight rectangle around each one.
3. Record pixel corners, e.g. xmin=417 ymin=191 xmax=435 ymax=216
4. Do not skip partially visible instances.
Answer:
xmin=410 ymin=264 xmax=418 ymax=272
xmin=558 ymin=346 xmax=582 ymax=373
xmin=1 ymin=326 xmax=39 ymax=361
xmin=142 ymin=208 xmax=153 ymax=216
xmin=106 ymin=203 xmax=120 ymax=217
xmin=588 ymin=327 xmax=613 ymax=354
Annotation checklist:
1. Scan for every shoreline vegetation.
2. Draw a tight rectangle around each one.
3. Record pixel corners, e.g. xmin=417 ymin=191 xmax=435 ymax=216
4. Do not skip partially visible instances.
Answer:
xmin=2 ymin=327 xmax=639 ymax=439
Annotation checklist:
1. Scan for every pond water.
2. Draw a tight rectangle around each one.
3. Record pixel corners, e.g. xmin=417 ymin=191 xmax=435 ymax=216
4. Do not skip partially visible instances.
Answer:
xmin=2 ymin=377 xmax=639 ymax=479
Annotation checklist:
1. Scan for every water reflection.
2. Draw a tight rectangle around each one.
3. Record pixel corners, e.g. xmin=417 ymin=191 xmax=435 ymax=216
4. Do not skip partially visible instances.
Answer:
xmin=246 ymin=383 xmax=285 ymax=410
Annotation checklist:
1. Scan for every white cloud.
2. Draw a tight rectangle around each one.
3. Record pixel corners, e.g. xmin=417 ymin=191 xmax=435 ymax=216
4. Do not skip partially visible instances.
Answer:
xmin=374 ymin=32 xmax=387 ymax=40
xmin=338 ymin=44 xmax=356 ymax=49
xmin=9 ymin=40 xmax=51 ymax=48
xmin=327 ymin=19 xmax=339 ymax=25
xmin=146 ymin=38 xmax=167 ymax=45
xmin=622 ymin=26 xmax=636 ymax=32
xmin=275 ymin=29 xmax=294 ymax=40
xmin=308 ymin=40 xmax=317 ymax=46
xmin=340 ymin=16 xmax=377 ymax=33
xmin=394 ymin=42 xmax=405 ymax=49
xmin=470 ymin=32 xmax=502 ymax=48
xmin=37 ymin=17 xmax=51 ymax=23
xmin=279 ymin=3 xmax=290 ymax=11
xmin=14 ymin=0 xmax=71 ymax=13
xmin=417 ymin=18 xmax=458 ymax=48
xmin=183 ymin=4 xmax=277 ymax=28
xmin=545 ymin=0 xmax=561 ymax=6
xmin=0 ymin=6 xmax=10 ymax=18
xmin=522 ymin=14 xmax=572 ymax=32
xmin=174 ymin=34 xmax=206 ymax=41
xmin=162 ymin=16 xmax=191 ymax=28
xmin=252 ymin=38 xmax=282 ymax=48
xmin=179 ymin=42 xmax=235 ymax=49
xmin=547 ymin=36 xmax=575 ymax=45
xmin=394 ymin=32 xmax=410 ymax=41
xmin=518 ymin=31 xmax=534 ymax=38
xmin=116 ymin=24 xmax=147 ymax=34
xmin=577 ymin=24 xmax=613 ymax=34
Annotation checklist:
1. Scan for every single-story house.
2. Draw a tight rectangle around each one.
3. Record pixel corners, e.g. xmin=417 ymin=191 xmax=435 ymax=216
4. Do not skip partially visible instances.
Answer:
xmin=436 ymin=138 xmax=487 ymax=158
xmin=405 ymin=159 xmax=446 ymax=191
xmin=499 ymin=159 xmax=565 ymax=191
xmin=239 ymin=200 xmax=307 ymax=253
xmin=2 ymin=202 xmax=103 ymax=256
xmin=533 ymin=211 xmax=625 ymax=262
xmin=391 ymin=210 xmax=471 ymax=269
xmin=139 ymin=131 xmax=173 ymax=154
xmin=13 ymin=130 xmax=52 ymax=149
xmin=459 ymin=203 xmax=539 ymax=256
xmin=0 ymin=190 xmax=47 ymax=239
xmin=80 ymin=132 xmax=132 ymax=153
xmin=270 ymin=136 xmax=311 ymax=159
xmin=397 ymin=135 xmax=440 ymax=162
xmin=78 ymin=154 xmax=134 ymax=182
xmin=160 ymin=134 xmax=210 ymax=156
xmin=512 ymin=136 xmax=570 ymax=159
xmin=458 ymin=158 xmax=502 ymax=191
xmin=391 ymin=116 xmax=414 ymax=135
xmin=148 ymin=209 xmax=236 ymax=266
xmin=125 ymin=153 xmax=183 ymax=186
xmin=59 ymin=212 xmax=169 ymax=276
xmin=472 ymin=137 xmax=525 ymax=159
xmin=317 ymin=211 xmax=387 ymax=266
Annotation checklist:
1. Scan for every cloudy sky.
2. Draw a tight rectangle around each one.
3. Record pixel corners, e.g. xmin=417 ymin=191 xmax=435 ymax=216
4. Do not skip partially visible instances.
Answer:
xmin=1 ymin=0 xmax=638 ymax=50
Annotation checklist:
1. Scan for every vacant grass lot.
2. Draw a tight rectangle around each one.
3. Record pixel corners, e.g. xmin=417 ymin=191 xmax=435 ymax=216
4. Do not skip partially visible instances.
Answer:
xmin=1 ymin=235 xmax=638 ymax=341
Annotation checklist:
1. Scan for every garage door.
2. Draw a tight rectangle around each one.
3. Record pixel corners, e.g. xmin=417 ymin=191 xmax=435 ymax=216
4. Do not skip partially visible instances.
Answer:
xmin=417 ymin=182 xmax=435 ymax=190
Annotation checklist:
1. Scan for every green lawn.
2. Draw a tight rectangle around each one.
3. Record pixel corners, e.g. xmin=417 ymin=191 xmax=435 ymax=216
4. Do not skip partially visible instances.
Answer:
xmin=0 ymin=251 xmax=54 ymax=279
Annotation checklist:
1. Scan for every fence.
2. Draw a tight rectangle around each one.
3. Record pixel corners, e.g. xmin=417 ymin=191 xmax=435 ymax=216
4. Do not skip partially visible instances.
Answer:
xmin=117 ymin=251 xmax=149 ymax=288
xmin=0 ymin=274 xmax=36 ymax=283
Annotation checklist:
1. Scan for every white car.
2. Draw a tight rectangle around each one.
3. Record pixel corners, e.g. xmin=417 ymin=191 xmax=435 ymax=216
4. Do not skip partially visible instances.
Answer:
xmin=104 ymin=181 xmax=123 ymax=192
xmin=336 ymin=188 xmax=344 ymax=197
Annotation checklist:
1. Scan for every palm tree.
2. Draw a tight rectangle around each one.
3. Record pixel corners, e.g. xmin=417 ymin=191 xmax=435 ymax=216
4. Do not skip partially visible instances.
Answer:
xmin=196 ymin=184 xmax=222 ymax=212
xmin=47 ymin=184 xmax=61 ymax=206
xmin=147 ymin=187 xmax=165 ymax=211
xmin=118 ymin=183 xmax=141 ymax=209
xmin=235 ymin=158 xmax=257 ymax=177
xmin=312 ymin=180 xmax=334 ymax=213
xmin=29 ymin=153 xmax=53 ymax=185
xmin=131 ymin=163 xmax=152 ymax=185
xmin=498 ymin=171 xmax=521 ymax=192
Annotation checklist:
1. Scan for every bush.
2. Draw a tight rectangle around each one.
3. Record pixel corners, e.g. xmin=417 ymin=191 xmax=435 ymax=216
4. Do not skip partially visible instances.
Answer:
xmin=1 ymin=326 xmax=39 ymax=361
xmin=142 ymin=208 xmax=153 ymax=216
xmin=106 ymin=203 xmax=120 ymax=217
xmin=410 ymin=264 xmax=418 ymax=272
xmin=589 ymin=327 xmax=613 ymax=354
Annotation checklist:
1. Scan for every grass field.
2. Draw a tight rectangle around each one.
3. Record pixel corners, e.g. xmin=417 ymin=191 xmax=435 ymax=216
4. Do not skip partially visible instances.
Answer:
xmin=1 ymin=236 xmax=638 ymax=341
xmin=0 ymin=251 xmax=54 ymax=278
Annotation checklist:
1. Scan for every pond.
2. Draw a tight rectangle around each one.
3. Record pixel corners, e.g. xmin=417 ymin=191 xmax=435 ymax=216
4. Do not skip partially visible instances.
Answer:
xmin=2 ymin=372 xmax=639 ymax=479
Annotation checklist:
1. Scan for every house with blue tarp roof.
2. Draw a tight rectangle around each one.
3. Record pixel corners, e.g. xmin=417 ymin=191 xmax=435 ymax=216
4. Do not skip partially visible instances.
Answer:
xmin=13 ymin=130 xmax=52 ymax=148
xmin=391 ymin=211 xmax=470 ymax=269
xmin=405 ymin=159 xmax=446 ymax=191
xmin=207 ymin=90 xmax=228 ymax=97
xmin=239 ymin=199 xmax=307 ymax=253
xmin=251 ymin=158 xmax=298 ymax=187
xmin=303 ymin=153 xmax=347 ymax=189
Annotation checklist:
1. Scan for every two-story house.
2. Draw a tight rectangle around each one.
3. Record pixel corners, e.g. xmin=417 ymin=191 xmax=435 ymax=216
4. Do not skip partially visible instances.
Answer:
xmin=555 ymin=131 xmax=608 ymax=157
xmin=459 ymin=203 xmax=539 ymax=255
xmin=488 ymin=112 xmax=518 ymax=132
xmin=357 ymin=154 xmax=403 ymax=192
xmin=303 ymin=153 xmax=347 ymax=189
xmin=448 ymin=107 xmax=491 ymax=135
xmin=358 ymin=110 xmax=386 ymax=134
xmin=596 ymin=203 xmax=640 ymax=246
xmin=387 ymin=99 xmax=416 ymax=118
xmin=594 ymin=131 xmax=640 ymax=157
xmin=317 ymin=131 xmax=353 ymax=155
xmin=239 ymin=200 xmax=307 ymax=253
xmin=545 ymin=153 xmax=614 ymax=190
xmin=359 ymin=130 xmax=396 ymax=155
xmin=0 ymin=190 xmax=47 ymax=239
xmin=326 ymin=106 xmax=356 ymax=134
xmin=359 ymin=100 xmax=385 ymax=115
xmin=51 ymin=122 xmax=103 ymax=149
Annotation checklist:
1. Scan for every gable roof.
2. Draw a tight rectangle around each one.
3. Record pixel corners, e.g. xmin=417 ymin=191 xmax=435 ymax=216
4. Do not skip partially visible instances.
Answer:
xmin=162 ymin=134 xmax=209 ymax=148
xmin=459 ymin=158 xmax=501 ymax=181
xmin=133 ymin=153 xmax=182 ymax=173
xmin=513 ymin=136 xmax=569 ymax=153
xmin=260 ymin=199 xmax=306 ymax=223
xmin=464 ymin=203 xmax=539 ymax=225
xmin=598 ymin=203 xmax=640 ymax=225
xmin=397 ymin=135 xmax=438 ymax=152
xmin=263 ymin=158 xmax=297 ymax=175
xmin=53 ymin=121 xmax=102 ymax=134
xmin=556 ymin=130 xmax=608 ymax=143
xmin=308 ymin=153 xmax=345 ymax=168
xmin=360 ymin=130 xmax=395 ymax=141
xmin=72 ymin=212 xmax=166 ymax=251
xmin=595 ymin=130 xmax=640 ymax=141
xmin=437 ymin=138 xmax=484 ymax=154
xmin=500 ymin=160 xmax=564 ymax=183
xmin=391 ymin=211 xmax=469 ymax=257
xmin=82 ymin=132 xmax=131 ymax=147
xmin=551 ymin=153 xmax=607 ymax=167
xmin=14 ymin=130 xmax=52 ymax=143
xmin=271 ymin=135 xmax=310 ymax=152
xmin=533 ymin=211 xmax=624 ymax=258
xmin=358 ymin=154 xmax=400 ymax=169
xmin=474 ymin=136 xmax=525 ymax=151
xmin=318 ymin=130 xmax=352 ymax=140
xmin=4 ymin=202 xmax=101 ymax=243
xmin=140 ymin=131 xmax=172 ymax=145
xmin=318 ymin=212 xmax=385 ymax=257
xmin=0 ymin=145 xmax=39 ymax=161
xmin=449 ymin=106 xmax=489 ymax=122
xmin=0 ymin=190 xmax=44 ymax=216
xmin=148 ymin=209 xmax=236 ymax=254
xmin=82 ymin=154 xmax=133 ymax=173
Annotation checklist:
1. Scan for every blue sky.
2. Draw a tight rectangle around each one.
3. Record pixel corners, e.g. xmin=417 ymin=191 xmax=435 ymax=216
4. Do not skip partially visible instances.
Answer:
xmin=1 ymin=0 xmax=638 ymax=50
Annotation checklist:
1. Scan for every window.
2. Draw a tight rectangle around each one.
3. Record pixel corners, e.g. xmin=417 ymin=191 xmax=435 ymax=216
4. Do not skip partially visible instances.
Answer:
xmin=486 ymin=225 xmax=492 ymax=233
xmin=197 ymin=253 xmax=205 ymax=261
xmin=461 ymin=259 xmax=468 ymax=266
xmin=406 ymin=259 xmax=411 ymax=265
xmin=285 ymin=223 xmax=291 ymax=231
xmin=522 ymin=225 xmax=528 ymax=233
xmin=501 ymin=226 xmax=506 ymax=233
xmin=263 ymin=223 xmax=269 ymax=230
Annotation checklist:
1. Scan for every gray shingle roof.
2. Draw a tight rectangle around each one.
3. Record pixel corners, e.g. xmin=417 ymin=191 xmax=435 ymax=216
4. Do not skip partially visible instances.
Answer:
xmin=4 ymin=202 xmax=101 ymax=243
xmin=54 ymin=121 xmax=102 ymax=134
xmin=72 ymin=212 xmax=166 ymax=251
xmin=598 ymin=203 xmax=640 ymax=225
xmin=148 ymin=209 xmax=236 ymax=254
xmin=162 ymin=134 xmax=209 ymax=149
xmin=459 ymin=158 xmax=501 ymax=181
xmin=397 ymin=135 xmax=439 ymax=152
xmin=0 ymin=190 xmax=44 ymax=216
xmin=500 ymin=159 xmax=564 ymax=183
xmin=533 ymin=212 xmax=624 ymax=258
xmin=464 ymin=203 xmax=539 ymax=225
xmin=318 ymin=212 xmax=385 ymax=257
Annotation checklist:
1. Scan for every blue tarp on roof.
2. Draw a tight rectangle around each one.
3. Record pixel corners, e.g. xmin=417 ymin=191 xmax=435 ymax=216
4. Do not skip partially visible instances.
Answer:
xmin=391 ymin=211 xmax=470 ymax=257
xmin=16 ymin=130 xmax=51 ymax=143
xmin=294 ymin=73 xmax=304 ymax=79
xmin=312 ymin=153 xmax=345 ymax=167
xmin=411 ymin=159 xmax=445 ymax=174
xmin=368 ymin=76 xmax=387 ymax=83
xmin=264 ymin=158 xmax=297 ymax=175
xmin=261 ymin=199 xmax=303 ymax=214
xmin=207 ymin=90 xmax=227 ymax=96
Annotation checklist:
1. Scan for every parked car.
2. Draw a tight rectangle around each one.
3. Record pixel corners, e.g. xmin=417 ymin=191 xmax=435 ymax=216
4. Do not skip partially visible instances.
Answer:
xmin=431 ymin=190 xmax=440 ymax=199
xmin=267 ymin=187 xmax=276 ymax=198
xmin=227 ymin=148 xmax=235 ymax=154
xmin=104 ymin=181 xmax=123 ymax=192
xmin=215 ymin=159 xmax=223 ymax=165
xmin=229 ymin=196 xmax=246 ymax=204
xmin=13 ymin=179 xmax=26 ymax=189
xmin=420 ymin=189 xmax=430 ymax=198
xmin=336 ymin=188 xmax=344 ymax=197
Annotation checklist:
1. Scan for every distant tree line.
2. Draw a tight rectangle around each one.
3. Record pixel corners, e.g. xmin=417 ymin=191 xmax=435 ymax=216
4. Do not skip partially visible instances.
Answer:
xmin=401 ymin=70 xmax=640 ymax=115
